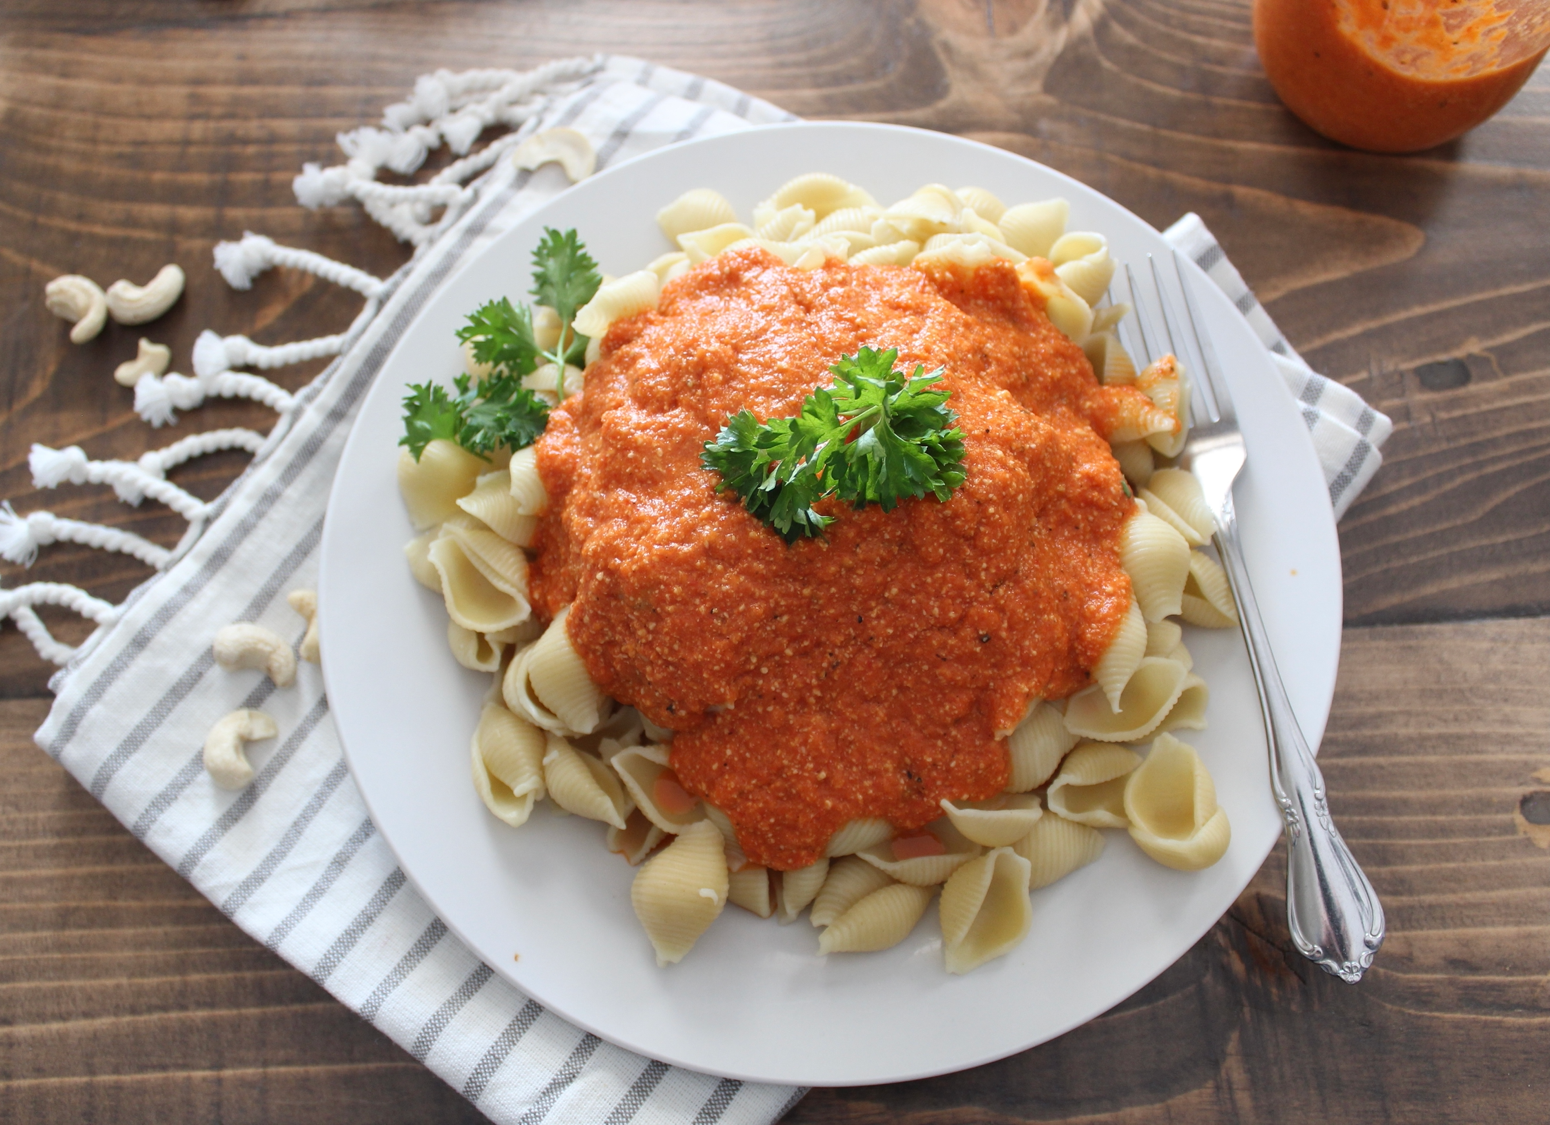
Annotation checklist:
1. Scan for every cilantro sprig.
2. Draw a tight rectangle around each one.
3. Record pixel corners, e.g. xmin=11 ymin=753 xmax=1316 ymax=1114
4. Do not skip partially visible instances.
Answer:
xmin=701 ymin=347 xmax=967 ymax=542
xmin=402 ymin=227 xmax=601 ymax=461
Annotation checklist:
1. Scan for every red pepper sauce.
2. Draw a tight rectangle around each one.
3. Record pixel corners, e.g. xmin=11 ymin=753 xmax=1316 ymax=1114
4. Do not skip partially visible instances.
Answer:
xmin=531 ymin=249 xmax=1138 ymax=870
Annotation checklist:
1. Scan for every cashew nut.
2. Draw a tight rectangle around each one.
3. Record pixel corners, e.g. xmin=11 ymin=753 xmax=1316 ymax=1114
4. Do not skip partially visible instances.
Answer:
xmin=204 ymin=708 xmax=278 ymax=790
xmin=511 ymin=128 xmax=596 ymax=183
xmin=44 ymin=275 xmax=109 ymax=344
xmin=114 ymin=338 xmax=172 ymax=387
xmin=106 ymin=264 xmax=185 ymax=325
xmin=287 ymin=588 xmax=320 ymax=664
xmin=212 ymin=622 xmax=297 ymax=687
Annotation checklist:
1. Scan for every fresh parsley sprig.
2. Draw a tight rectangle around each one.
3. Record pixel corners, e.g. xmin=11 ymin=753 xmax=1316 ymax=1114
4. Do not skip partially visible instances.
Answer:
xmin=701 ymin=347 xmax=967 ymax=542
xmin=403 ymin=227 xmax=601 ymax=460
xmin=399 ymin=373 xmax=551 ymax=461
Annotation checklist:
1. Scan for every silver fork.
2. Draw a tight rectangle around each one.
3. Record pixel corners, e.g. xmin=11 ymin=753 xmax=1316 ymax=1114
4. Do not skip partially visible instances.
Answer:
xmin=1118 ymin=253 xmax=1385 ymax=984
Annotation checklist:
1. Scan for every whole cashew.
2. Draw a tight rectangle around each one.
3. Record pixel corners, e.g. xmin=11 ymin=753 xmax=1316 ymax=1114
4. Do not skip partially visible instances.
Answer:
xmin=204 ymin=708 xmax=278 ymax=790
xmin=287 ymin=589 xmax=320 ymax=664
xmin=106 ymin=264 xmax=185 ymax=325
xmin=45 ymin=275 xmax=109 ymax=344
xmin=213 ymin=622 xmax=297 ymax=687
xmin=511 ymin=128 xmax=596 ymax=183
xmin=114 ymin=338 xmax=172 ymax=387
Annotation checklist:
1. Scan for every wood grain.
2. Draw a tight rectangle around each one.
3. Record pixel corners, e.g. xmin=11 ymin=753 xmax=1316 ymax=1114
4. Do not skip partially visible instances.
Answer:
xmin=0 ymin=0 xmax=1546 ymax=1120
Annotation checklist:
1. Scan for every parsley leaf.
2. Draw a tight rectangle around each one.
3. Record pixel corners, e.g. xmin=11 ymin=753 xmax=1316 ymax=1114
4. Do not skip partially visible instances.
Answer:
xmin=400 ymin=382 xmax=465 ymax=460
xmin=701 ymin=347 xmax=966 ymax=542
xmin=458 ymin=374 xmax=550 ymax=457
xmin=456 ymin=298 xmax=541 ymax=378
xmin=530 ymin=228 xmax=602 ymax=326
xmin=410 ymin=228 xmax=600 ymax=458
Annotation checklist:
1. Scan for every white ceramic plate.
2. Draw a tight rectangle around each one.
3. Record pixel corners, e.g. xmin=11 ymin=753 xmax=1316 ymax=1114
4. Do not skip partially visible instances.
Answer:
xmin=319 ymin=123 xmax=1341 ymax=1087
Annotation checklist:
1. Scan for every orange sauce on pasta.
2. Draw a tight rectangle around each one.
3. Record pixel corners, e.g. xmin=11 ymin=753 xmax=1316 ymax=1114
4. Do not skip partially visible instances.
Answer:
xmin=532 ymin=249 xmax=1146 ymax=870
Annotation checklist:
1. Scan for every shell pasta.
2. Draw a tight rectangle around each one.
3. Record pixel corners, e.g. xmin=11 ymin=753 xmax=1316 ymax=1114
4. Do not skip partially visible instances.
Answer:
xmin=397 ymin=172 xmax=1243 ymax=973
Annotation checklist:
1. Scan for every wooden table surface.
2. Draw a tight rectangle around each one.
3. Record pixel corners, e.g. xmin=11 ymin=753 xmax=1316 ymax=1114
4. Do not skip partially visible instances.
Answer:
xmin=2 ymin=1 xmax=1547 ymax=1121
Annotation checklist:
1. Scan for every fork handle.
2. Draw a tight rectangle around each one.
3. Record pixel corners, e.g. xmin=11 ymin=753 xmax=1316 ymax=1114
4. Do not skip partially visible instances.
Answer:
xmin=1214 ymin=495 xmax=1385 ymax=983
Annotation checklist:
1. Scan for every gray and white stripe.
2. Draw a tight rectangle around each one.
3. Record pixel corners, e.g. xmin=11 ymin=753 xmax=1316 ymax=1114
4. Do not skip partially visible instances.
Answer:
xmin=33 ymin=57 xmax=806 ymax=1125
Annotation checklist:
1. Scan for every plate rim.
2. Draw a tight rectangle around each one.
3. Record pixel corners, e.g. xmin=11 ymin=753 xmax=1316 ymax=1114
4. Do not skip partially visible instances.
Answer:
xmin=319 ymin=120 xmax=1341 ymax=1086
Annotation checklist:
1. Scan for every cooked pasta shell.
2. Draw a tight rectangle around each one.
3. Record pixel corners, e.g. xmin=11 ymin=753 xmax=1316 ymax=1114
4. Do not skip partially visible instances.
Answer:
xmin=456 ymin=471 xmax=537 ymax=546
xmin=1063 ymin=656 xmax=1195 ymax=743
xmin=505 ymin=445 xmax=548 ymax=516
xmin=939 ymin=847 xmax=1033 ymax=974
xmin=1092 ymin=596 xmax=1147 ymax=712
xmin=817 ymin=883 xmax=934 ymax=955
xmin=997 ymin=199 xmax=1069 ymax=259
xmin=1045 ymin=742 xmax=1141 ymax=828
xmin=1142 ymin=469 xmax=1215 ymax=543
xmin=502 ymin=606 xmax=608 ymax=735
xmin=880 ymin=184 xmax=962 ymax=242
xmin=1090 ymin=301 xmax=1131 ymax=337
xmin=404 ymin=529 xmax=442 ymax=592
xmin=522 ymin=361 xmax=583 ymax=401
xmin=585 ymin=705 xmax=648 ymax=761
xmin=848 ymin=240 xmax=920 ymax=266
xmin=756 ymin=203 xmax=817 ymax=242
xmin=630 ymin=820 xmax=728 ymax=966
xmin=608 ymin=808 xmax=666 ymax=865
xmin=397 ymin=441 xmax=484 ymax=529
xmin=694 ymin=802 xmax=754 ymax=872
xmin=573 ymin=270 xmax=660 ymax=339
xmin=1103 ymin=386 xmax=1181 ymax=444
xmin=1124 ymin=733 xmax=1231 ymax=870
xmin=857 ymin=818 xmax=982 ymax=886
xmin=728 ymin=865 xmax=775 ymax=918
xmin=775 ymin=857 xmax=829 ymax=924
xmin=941 ymin=792 xmax=1043 ymax=848
xmin=1083 ymin=333 xmax=1137 ymax=388
xmin=1006 ymin=699 xmax=1079 ymax=792
xmin=1122 ymin=508 xmax=1191 ymax=622
xmin=1139 ymin=355 xmax=1191 ymax=458
xmin=1014 ymin=258 xmax=1093 ymax=341
xmin=1013 ymin=813 xmax=1106 ymax=890
xmin=609 ymin=743 xmax=707 ymax=833
xmin=447 ymin=620 xmax=504 ymax=672
xmin=677 ymin=222 xmax=756 ymax=264
xmin=1144 ymin=618 xmax=1184 ymax=659
xmin=955 ymin=186 xmax=1007 ymax=223
xmin=428 ymin=532 xmax=530 ymax=634
xmin=656 ymin=188 xmax=738 ymax=241
xmin=542 ymin=733 xmax=631 ymax=830
xmin=1180 ymin=550 xmax=1239 ymax=628
xmin=442 ymin=520 xmax=528 ymax=592
xmin=918 ymin=232 xmax=1025 ymax=266
xmin=766 ymin=173 xmax=876 ymax=219
xmin=811 ymin=205 xmax=882 ymax=236
xmin=1050 ymin=233 xmax=1115 ymax=307
xmin=820 ymin=229 xmax=879 ymax=255
xmin=470 ymin=704 xmax=546 ymax=827
xmin=824 ymin=817 xmax=894 ymax=857
xmin=645 ymin=251 xmax=689 ymax=284
xmin=959 ymin=207 xmax=1005 ymax=240
xmin=1111 ymin=440 xmax=1154 ymax=488
xmin=1155 ymin=671 xmax=1209 ymax=733
xmin=809 ymin=855 xmax=895 ymax=928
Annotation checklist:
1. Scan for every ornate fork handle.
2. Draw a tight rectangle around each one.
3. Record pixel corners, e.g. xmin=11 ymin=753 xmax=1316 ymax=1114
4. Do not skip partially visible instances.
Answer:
xmin=1215 ymin=493 xmax=1385 ymax=983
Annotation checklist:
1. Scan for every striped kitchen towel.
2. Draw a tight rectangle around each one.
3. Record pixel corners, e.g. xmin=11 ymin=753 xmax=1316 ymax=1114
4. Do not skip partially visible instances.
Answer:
xmin=27 ymin=55 xmax=1391 ymax=1125
xmin=1164 ymin=213 xmax=1393 ymax=519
